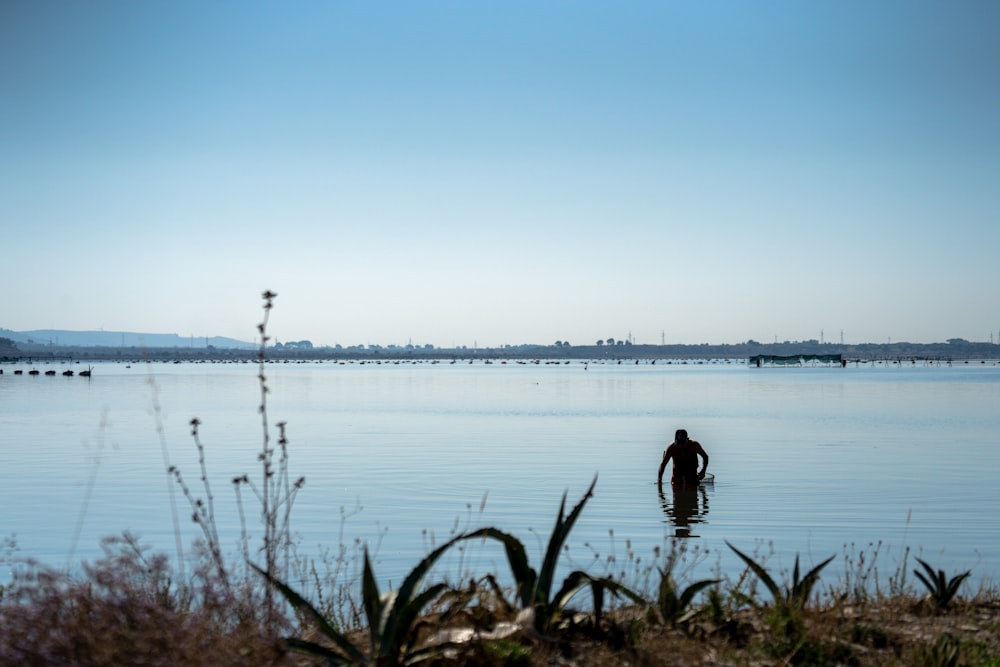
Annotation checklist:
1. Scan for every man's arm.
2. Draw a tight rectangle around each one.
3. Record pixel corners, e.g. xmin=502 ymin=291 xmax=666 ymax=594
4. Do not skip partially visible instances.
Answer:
xmin=657 ymin=447 xmax=672 ymax=486
xmin=696 ymin=443 xmax=709 ymax=478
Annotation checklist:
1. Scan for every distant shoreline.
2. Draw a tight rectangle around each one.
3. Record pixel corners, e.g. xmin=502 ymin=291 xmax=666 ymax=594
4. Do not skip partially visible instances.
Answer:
xmin=3 ymin=339 xmax=999 ymax=363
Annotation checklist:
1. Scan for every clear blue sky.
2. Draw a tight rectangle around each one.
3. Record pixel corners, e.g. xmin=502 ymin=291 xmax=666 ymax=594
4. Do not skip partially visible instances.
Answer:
xmin=3 ymin=2 xmax=998 ymax=347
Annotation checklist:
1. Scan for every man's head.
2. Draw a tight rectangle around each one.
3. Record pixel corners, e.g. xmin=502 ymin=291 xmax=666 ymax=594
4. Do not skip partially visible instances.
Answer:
xmin=675 ymin=429 xmax=688 ymax=443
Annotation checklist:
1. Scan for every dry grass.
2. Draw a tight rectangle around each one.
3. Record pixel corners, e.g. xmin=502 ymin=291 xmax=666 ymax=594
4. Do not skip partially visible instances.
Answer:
xmin=549 ymin=598 xmax=1000 ymax=667
xmin=406 ymin=594 xmax=1000 ymax=667
xmin=4 ymin=533 xmax=999 ymax=666
xmin=0 ymin=534 xmax=295 ymax=667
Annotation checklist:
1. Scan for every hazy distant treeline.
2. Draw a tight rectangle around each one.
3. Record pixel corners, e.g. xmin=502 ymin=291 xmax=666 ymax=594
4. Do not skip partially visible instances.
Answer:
xmin=3 ymin=336 xmax=997 ymax=363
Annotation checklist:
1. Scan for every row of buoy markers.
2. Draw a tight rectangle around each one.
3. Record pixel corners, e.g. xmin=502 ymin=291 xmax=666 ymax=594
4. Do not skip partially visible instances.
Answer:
xmin=2 ymin=366 xmax=92 ymax=377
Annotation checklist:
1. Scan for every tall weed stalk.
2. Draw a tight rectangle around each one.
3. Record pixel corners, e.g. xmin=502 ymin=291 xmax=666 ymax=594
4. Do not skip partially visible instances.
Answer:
xmin=169 ymin=291 xmax=304 ymax=628
xmin=246 ymin=291 xmax=306 ymax=625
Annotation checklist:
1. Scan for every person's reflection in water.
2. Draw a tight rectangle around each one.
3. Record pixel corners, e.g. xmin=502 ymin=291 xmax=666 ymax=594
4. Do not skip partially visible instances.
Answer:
xmin=659 ymin=484 xmax=709 ymax=537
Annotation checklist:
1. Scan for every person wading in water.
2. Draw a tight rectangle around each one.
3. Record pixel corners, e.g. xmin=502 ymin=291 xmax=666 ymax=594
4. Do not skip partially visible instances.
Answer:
xmin=657 ymin=429 xmax=709 ymax=489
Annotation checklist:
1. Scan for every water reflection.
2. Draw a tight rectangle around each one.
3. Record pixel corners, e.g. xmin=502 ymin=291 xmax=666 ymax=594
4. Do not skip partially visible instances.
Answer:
xmin=659 ymin=484 xmax=710 ymax=537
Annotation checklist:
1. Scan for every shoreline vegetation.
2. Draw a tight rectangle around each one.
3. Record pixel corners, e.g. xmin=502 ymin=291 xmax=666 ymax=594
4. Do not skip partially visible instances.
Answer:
xmin=4 ymin=331 xmax=1000 ymax=365
xmin=3 ymin=296 xmax=999 ymax=665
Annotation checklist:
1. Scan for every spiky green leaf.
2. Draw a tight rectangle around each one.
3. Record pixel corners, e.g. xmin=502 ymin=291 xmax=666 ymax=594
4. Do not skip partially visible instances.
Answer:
xmin=791 ymin=554 xmax=835 ymax=604
xmin=377 ymin=534 xmax=470 ymax=660
xmin=464 ymin=526 xmax=537 ymax=607
xmin=251 ymin=563 xmax=367 ymax=664
xmin=550 ymin=570 xmax=593 ymax=616
xmin=361 ymin=550 xmax=383 ymax=655
xmin=914 ymin=557 xmax=971 ymax=608
xmin=678 ymin=578 xmax=720 ymax=610
xmin=727 ymin=541 xmax=783 ymax=603
xmin=537 ymin=476 xmax=597 ymax=605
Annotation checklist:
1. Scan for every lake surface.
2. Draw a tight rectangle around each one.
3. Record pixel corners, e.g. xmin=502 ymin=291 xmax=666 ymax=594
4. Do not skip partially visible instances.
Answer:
xmin=2 ymin=357 xmax=999 ymax=595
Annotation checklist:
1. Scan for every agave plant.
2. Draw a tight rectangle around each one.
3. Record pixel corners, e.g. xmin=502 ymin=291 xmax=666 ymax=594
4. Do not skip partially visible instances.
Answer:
xmin=656 ymin=569 xmax=719 ymax=625
xmin=913 ymin=557 xmax=971 ymax=610
xmin=254 ymin=533 xmax=470 ymax=666
xmin=727 ymin=541 xmax=834 ymax=612
xmin=466 ymin=476 xmax=643 ymax=634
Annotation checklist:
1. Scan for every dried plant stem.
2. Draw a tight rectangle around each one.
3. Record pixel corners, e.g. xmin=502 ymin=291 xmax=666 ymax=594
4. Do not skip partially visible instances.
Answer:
xmin=256 ymin=290 xmax=277 ymax=625
xmin=253 ymin=290 xmax=308 ymax=628
xmin=148 ymin=376 xmax=186 ymax=580
xmin=233 ymin=473 xmax=251 ymax=574
xmin=169 ymin=432 xmax=229 ymax=589
xmin=66 ymin=409 xmax=110 ymax=568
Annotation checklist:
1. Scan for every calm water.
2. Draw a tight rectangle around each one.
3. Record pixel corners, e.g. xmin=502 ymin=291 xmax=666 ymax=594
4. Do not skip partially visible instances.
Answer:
xmin=2 ymin=358 xmax=999 ymax=592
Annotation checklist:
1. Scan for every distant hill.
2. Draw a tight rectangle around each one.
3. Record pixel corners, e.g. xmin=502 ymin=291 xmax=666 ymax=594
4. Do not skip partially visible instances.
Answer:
xmin=0 ymin=329 xmax=255 ymax=349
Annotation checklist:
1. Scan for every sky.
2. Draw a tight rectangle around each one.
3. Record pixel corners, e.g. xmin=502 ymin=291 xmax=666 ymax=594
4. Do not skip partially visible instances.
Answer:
xmin=2 ymin=2 xmax=999 ymax=348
